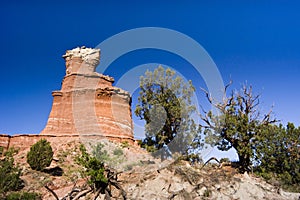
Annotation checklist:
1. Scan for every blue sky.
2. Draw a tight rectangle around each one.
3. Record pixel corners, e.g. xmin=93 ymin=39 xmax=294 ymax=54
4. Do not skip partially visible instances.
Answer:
xmin=1 ymin=0 xmax=300 ymax=137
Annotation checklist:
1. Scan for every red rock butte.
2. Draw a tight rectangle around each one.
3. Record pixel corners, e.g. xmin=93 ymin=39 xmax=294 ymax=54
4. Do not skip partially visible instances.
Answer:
xmin=0 ymin=47 xmax=134 ymax=150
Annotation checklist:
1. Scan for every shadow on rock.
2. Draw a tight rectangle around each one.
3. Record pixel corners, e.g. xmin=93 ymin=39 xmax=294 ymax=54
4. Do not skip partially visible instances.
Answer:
xmin=43 ymin=166 xmax=63 ymax=176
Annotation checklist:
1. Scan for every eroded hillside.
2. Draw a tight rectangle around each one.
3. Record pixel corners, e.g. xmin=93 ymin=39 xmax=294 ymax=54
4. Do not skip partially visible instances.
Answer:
xmin=3 ymin=139 xmax=298 ymax=200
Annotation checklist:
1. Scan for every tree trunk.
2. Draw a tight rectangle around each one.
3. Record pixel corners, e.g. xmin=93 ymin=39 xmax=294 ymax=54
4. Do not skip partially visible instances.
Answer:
xmin=238 ymin=153 xmax=251 ymax=172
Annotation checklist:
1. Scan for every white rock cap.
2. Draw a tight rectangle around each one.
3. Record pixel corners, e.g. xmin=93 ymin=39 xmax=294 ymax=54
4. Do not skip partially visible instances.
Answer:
xmin=63 ymin=46 xmax=100 ymax=66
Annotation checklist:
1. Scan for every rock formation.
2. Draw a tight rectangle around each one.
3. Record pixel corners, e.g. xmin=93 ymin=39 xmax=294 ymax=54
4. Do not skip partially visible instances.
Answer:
xmin=41 ymin=46 xmax=134 ymax=143
xmin=0 ymin=46 xmax=134 ymax=150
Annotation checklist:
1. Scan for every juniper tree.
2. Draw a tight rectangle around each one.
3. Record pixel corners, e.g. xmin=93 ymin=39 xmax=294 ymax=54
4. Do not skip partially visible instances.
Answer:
xmin=27 ymin=139 xmax=53 ymax=171
xmin=135 ymin=66 xmax=201 ymax=158
xmin=200 ymin=83 xmax=276 ymax=172
xmin=255 ymin=123 xmax=300 ymax=191
xmin=0 ymin=148 xmax=23 ymax=195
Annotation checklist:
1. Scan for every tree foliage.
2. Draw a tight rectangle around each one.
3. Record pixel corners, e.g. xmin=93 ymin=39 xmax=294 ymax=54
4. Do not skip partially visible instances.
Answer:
xmin=201 ymin=83 xmax=275 ymax=172
xmin=135 ymin=66 xmax=201 ymax=157
xmin=74 ymin=144 xmax=127 ymax=199
xmin=27 ymin=139 xmax=53 ymax=171
xmin=76 ymin=144 xmax=107 ymax=190
xmin=92 ymin=143 xmax=110 ymax=162
xmin=255 ymin=123 xmax=300 ymax=191
xmin=200 ymin=82 xmax=300 ymax=191
xmin=0 ymin=148 xmax=23 ymax=195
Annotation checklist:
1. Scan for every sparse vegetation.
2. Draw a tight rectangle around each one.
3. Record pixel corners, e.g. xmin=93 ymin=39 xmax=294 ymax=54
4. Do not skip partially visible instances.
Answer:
xmin=203 ymin=189 xmax=211 ymax=197
xmin=92 ymin=143 xmax=110 ymax=162
xmin=124 ymin=163 xmax=134 ymax=171
xmin=113 ymin=147 xmax=124 ymax=156
xmin=0 ymin=146 xmax=4 ymax=155
xmin=72 ymin=144 xmax=126 ymax=199
xmin=76 ymin=144 xmax=108 ymax=189
xmin=57 ymin=149 xmax=69 ymax=163
xmin=91 ymin=142 xmax=125 ymax=168
xmin=124 ymin=161 xmax=143 ymax=171
xmin=175 ymin=153 xmax=203 ymax=165
xmin=27 ymin=139 xmax=53 ymax=171
xmin=5 ymin=191 xmax=41 ymax=200
xmin=120 ymin=141 xmax=130 ymax=148
xmin=220 ymin=158 xmax=230 ymax=163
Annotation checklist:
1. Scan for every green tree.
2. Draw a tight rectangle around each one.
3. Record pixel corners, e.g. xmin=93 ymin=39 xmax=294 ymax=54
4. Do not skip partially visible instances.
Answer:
xmin=255 ymin=123 xmax=300 ymax=191
xmin=201 ymin=84 xmax=275 ymax=172
xmin=0 ymin=148 xmax=23 ymax=195
xmin=76 ymin=144 xmax=107 ymax=191
xmin=27 ymin=139 xmax=53 ymax=171
xmin=135 ymin=66 xmax=201 ymax=157
xmin=76 ymin=144 xmax=126 ymax=199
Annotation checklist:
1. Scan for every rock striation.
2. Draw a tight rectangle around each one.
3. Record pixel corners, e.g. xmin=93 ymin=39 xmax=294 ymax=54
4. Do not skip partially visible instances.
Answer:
xmin=41 ymin=46 xmax=134 ymax=143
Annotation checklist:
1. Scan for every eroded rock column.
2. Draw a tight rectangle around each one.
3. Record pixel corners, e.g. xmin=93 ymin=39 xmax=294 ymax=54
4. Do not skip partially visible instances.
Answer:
xmin=41 ymin=47 xmax=134 ymax=143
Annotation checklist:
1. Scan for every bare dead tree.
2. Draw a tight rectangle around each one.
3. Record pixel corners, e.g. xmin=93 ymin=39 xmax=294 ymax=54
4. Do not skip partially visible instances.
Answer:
xmin=45 ymin=185 xmax=59 ymax=200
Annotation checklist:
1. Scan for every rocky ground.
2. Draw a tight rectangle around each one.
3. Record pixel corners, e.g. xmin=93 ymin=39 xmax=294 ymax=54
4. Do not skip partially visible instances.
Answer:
xmin=11 ymin=139 xmax=300 ymax=200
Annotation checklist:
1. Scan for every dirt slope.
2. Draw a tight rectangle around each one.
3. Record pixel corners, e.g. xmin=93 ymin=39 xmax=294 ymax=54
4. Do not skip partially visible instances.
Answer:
xmin=10 ymin=140 xmax=300 ymax=200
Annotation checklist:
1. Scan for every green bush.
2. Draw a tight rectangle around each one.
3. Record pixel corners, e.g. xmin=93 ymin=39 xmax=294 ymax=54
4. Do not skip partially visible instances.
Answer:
xmin=0 ymin=146 xmax=4 ymax=155
xmin=220 ymin=158 xmax=230 ymax=163
xmin=5 ymin=191 xmax=41 ymax=200
xmin=76 ymin=144 xmax=108 ymax=190
xmin=0 ymin=148 xmax=23 ymax=194
xmin=92 ymin=143 xmax=109 ymax=162
xmin=113 ymin=148 xmax=123 ymax=156
xmin=27 ymin=139 xmax=53 ymax=171
xmin=255 ymin=123 xmax=300 ymax=192
xmin=176 ymin=153 xmax=203 ymax=164
xmin=120 ymin=141 xmax=129 ymax=148
xmin=203 ymin=189 xmax=211 ymax=197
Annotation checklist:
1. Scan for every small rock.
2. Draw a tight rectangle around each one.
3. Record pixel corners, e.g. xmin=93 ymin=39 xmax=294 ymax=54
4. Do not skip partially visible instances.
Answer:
xmin=197 ymin=186 xmax=207 ymax=196
xmin=243 ymin=171 xmax=251 ymax=181
xmin=214 ymin=184 xmax=221 ymax=190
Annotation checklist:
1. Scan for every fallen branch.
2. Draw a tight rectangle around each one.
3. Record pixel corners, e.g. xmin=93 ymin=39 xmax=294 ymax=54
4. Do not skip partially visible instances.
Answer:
xmin=44 ymin=185 xmax=59 ymax=200
xmin=73 ymin=189 xmax=92 ymax=200
xmin=200 ymin=157 xmax=220 ymax=170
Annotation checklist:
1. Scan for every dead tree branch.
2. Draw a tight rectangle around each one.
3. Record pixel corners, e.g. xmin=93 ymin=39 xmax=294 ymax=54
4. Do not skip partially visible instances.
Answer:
xmin=44 ymin=185 xmax=59 ymax=200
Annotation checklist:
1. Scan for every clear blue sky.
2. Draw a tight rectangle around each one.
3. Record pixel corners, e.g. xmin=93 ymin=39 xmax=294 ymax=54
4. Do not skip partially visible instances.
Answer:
xmin=1 ymin=0 xmax=300 ymax=136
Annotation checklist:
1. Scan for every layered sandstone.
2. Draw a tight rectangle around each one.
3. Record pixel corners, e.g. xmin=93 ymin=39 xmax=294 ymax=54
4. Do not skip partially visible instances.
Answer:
xmin=0 ymin=134 xmax=80 ymax=151
xmin=40 ymin=47 xmax=134 ymax=143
